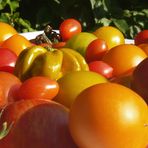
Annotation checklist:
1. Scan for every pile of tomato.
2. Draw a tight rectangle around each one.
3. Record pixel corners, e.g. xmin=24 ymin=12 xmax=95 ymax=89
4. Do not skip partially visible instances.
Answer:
xmin=0 ymin=19 xmax=148 ymax=148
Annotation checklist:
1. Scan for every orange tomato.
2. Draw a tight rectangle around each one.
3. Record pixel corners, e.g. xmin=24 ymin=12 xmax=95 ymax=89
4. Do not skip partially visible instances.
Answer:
xmin=102 ymin=44 xmax=147 ymax=77
xmin=138 ymin=43 xmax=148 ymax=55
xmin=0 ymin=22 xmax=18 ymax=45
xmin=1 ymin=34 xmax=33 ymax=55
xmin=69 ymin=83 xmax=148 ymax=148
xmin=93 ymin=26 xmax=125 ymax=49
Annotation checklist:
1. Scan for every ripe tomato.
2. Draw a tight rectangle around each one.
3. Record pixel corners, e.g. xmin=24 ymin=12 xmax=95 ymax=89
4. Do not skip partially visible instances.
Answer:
xmin=134 ymin=30 xmax=148 ymax=45
xmin=88 ymin=61 xmax=113 ymax=79
xmin=85 ymin=39 xmax=108 ymax=63
xmin=103 ymin=44 xmax=147 ymax=77
xmin=69 ymin=83 xmax=148 ymax=148
xmin=138 ymin=43 xmax=148 ymax=55
xmin=0 ymin=99 xmax=77 ymax=148
xmin=0 ymin=48 xmax=17 ymax=73
xmin=1 ymin=34 xmax=33 ymax=56
xmin=15 ymin=76 xmax=59 ymax=101
xmin=59 ymin=18 xmax=82 ymax=41
xmin=52 ymin=42 xmax=66 ymax=48
xmin=0 ymin=22 xmax=17 ymax=45
xmin=93 ymin=26 xmax=125 ymax=49
xmin=0 ymin=72 xmax=21 ymax=107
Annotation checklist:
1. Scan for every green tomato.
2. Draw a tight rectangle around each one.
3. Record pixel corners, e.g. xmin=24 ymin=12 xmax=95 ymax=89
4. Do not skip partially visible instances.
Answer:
xmin=54 ymin=71 xmax=108 ymax=108
xmin=65 ymin=32 xmax=97 ymax=57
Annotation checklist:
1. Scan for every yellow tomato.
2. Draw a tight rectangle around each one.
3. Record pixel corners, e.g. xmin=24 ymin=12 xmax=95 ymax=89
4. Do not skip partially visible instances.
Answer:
xmin=0 ymin=22 xmax=17 ymax=45
xmin=54 ymin=71 xmax=108 ymax=108
xmin=93 ymin=26 xmax=125 ymax=49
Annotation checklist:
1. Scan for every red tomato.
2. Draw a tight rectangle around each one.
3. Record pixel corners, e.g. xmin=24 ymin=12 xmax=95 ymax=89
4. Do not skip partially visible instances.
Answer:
xmin=85 ymin=39 xmax=108 ymax=63
xmin=1 ymin=34 xmax=33 ymax=56
xmin=134 ymin=30 xmax=148 ymax=45
xmin=0 ymin=72 xmax=21 ymax=107
xmin=0 ymin=48 xmax=17 ymax=73
xmin=15 ymin=76 xmax=59 ymax=101
xmin=0 ymin=99 xmax=77 ymax=148
xmin=59 ymin=18 xmax=82 ymax=41
xmin=52 ymin=42 xmax=66 ymax=48
xmin=88 ymin=61 xmax=113 ymax=79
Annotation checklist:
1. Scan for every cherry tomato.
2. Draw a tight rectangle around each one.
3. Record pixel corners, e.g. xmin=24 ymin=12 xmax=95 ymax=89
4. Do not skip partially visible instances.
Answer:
xmin=1 ymin=34 xmax=33 ymax=56
xmin=93 ymin=26 xmax=125 ymax=49
xmin=0 ymin=48 xmax=17 ymax=73
xmin=69 ymin=83 xmax=148 ymax=148
xmin=15 ymin=76 xmax=59 ymax=101
xmin=88 ymin=61 xmax=113 ymax=79
xmin=103 ymin=44 xmax=147 ymax=77
xmin=134 ymin=30 xmax=148 ymax=45
xmin=59 ymin=18 xmax=82 ymax=41
xmin=0 ymin=22 xmax=17 ymax=45
xmin=85 ymin=39 xmax=108 ymax=63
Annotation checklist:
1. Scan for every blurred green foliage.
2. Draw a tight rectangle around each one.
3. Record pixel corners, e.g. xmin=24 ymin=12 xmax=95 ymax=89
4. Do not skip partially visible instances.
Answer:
xmin=0 ymin=0 xmax=148 ymax=39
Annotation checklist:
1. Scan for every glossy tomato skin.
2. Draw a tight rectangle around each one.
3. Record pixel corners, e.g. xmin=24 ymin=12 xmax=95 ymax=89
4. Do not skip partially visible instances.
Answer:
xmin=93 ymin=26 xmax=125 ymax=49
xmin=0 ymin=22 xmax=17 ymax=45
xmin=15 ymin=76 xmax=59 ymax=101
xmin=0 ymin=48 xmax=17 ymax=73
xmin=59 ymin=18 xmax=82 ymax=41
xmin=134 ymin=30 xmax=148 ymax=45
xmin=69 ymin=83 xmax=148 ymax=148
xmin=103 ymin=44 xmax=147 ymax=77
xmin=1 ymin=34 xmax=33 ymax=56
xmin=0 ymin=72 xmax=21 ymax=107
xmin=88 ymin=61 xmax=113 ymax=79
xmin=85 ymin=39 xmax=108 ymax=63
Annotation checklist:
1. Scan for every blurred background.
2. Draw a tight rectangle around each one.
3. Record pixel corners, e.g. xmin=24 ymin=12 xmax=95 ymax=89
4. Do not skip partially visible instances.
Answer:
xmin=0 ymin=0 xmax=147 ymax=39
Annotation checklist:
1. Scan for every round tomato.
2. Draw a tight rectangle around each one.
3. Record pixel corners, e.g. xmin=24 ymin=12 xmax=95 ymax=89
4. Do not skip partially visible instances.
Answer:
xmin=0 ymin=72 xmax=21 ymax=107
xmin=85 ymin=39 xmax=108 ymax=63
xmin=138 ymin=43 xmax=148 ymax=55
xmin=0 ymin=48 xmax=17 ymax=73
xmin=93 ymin=26 xmax=125 ymax=49
xmin=59 ymin=18 xmax=82 ymax=41
xmin=69 ymin=83 xmax=148 ymax=148
xmin=0 ymin=22 xmax=17 ymax=45
xmin=134 ymin=30 xmax=148 ymax=45
xmin=88 ymin=61 xmax=113 ymax=79
xmin=102 ymin=44 xmax=147 ymax=77
xmin=15 ymin=76 xmax=59 ymax=101
xmin=1 ymin=34 xmax=33 ymax=56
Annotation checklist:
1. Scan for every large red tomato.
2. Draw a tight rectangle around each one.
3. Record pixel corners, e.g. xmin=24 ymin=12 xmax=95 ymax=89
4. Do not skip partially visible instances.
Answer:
xmin=0 ymin=99 xmax=77 ymax=148
xmin=69 ymin=83 xmax=148 ymax=148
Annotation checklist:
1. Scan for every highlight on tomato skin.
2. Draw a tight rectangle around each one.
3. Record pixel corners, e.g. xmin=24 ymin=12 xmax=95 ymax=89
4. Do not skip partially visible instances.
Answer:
xmin=0 ymin=22 xmax=18 ymax=45
xmin=14 ymin=76 xmax=59 ymax=101
xmin=0 ymin=48 xmax=17 ymax=74
xmin=59 ymin=18 xmax=82 ymax=41
xmin=0 ymin=34 xmax=33 ymax=56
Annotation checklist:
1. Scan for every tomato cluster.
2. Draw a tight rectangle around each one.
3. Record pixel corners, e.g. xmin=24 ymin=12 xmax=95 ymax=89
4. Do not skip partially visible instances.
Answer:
xmin=0 ymin=20 xmax=148 ymax=148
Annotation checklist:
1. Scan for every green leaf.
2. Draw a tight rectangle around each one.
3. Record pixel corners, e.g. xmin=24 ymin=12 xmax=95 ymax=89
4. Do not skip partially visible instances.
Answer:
xmin=112 ymin=19 xmax=129 ymax=35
